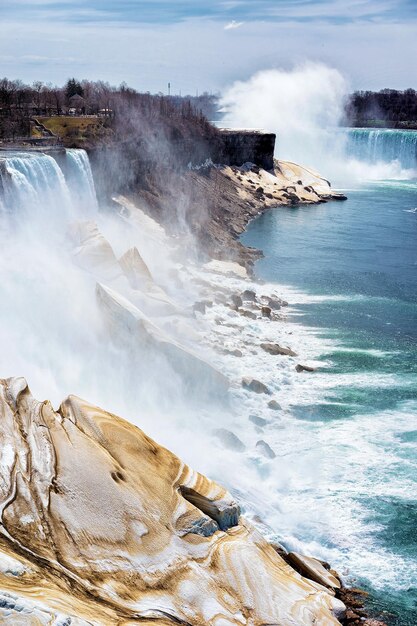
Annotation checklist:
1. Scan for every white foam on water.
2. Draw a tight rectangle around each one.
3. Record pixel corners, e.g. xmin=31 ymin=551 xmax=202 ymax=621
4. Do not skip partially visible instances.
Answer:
xmin=188 ymin=266 xmax=417 ymax=596
xmin=331 ymin=347 xmax=399 ymax=357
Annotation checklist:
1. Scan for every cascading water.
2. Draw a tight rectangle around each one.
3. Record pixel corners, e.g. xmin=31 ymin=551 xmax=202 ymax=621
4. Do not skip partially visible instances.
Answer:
xmin=345 ymin=128 xmax=417 ymax=171
xmin=0 ymin=149 xmax=97 ymax=220
xmin=0 ymin=151 xmax=72 ymax=218
xmin=0 ymin=148 xmax=283 ymax=541
xmin=65 ymin=148 xmax=99 ymax=211
xmin=0 ymin=148 xmax=105 ymax=401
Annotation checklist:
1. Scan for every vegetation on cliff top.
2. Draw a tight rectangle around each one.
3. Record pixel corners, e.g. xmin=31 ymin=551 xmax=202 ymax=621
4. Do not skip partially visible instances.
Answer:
xmin=0 ymin=76 xmax=219 ymax=148
xmin=345 ymin=89 xmax=417 ymax=129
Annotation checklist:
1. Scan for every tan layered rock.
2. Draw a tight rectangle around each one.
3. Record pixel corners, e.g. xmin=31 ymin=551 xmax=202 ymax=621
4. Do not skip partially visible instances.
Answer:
xmin=287 ymin=553 xmax=342 ymax=591
xmin=0 ymin=377 xmax=345 ymax=625
xmin=119 ymin=246 xmax=153 ymax=288
xmin=224 ymin=159 xmax=346 ymax=208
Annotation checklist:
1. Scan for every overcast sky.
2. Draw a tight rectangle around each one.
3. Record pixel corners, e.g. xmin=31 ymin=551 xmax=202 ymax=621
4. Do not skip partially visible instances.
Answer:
xmin=0 ymin=0 xmax=416 ymax=94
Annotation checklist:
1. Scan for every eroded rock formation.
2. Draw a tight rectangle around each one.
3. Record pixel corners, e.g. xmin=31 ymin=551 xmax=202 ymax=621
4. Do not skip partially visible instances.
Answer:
xmin=0 ymin=377 xmax=346 ymax=624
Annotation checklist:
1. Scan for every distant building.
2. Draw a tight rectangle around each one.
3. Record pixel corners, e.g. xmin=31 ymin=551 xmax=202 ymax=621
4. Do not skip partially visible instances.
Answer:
xmin=98 ymin=108 xmax=113 ymax=117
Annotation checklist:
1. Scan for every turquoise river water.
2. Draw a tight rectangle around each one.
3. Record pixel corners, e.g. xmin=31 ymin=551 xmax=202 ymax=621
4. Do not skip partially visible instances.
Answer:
xmin=242 ymin=133 xmax=417 ymax=624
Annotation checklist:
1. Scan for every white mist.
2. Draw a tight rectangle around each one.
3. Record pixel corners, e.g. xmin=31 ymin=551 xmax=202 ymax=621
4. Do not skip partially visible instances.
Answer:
xmin=220 ymin=63 xmax=417 ymax=183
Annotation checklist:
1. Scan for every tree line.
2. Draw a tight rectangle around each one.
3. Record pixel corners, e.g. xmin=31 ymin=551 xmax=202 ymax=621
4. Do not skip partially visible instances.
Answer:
xmin=0 ymin=76 xmax=219 ymax=141
xmin=346 ymin=88 xmax=417 ymax=128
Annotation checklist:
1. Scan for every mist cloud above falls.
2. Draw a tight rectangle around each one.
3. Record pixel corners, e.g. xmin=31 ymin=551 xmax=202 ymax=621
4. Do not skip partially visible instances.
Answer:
xmin=220 ymin=63 xmax=417 ymax=183
xmin=220 ymin=63 xmax=348 ymax=175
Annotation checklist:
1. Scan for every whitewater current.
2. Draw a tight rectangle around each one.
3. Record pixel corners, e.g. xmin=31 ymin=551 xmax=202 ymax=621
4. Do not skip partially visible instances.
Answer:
xmin=241 ymin=129 xmax=417 ymax=625
xmin=0 ymin=130 xmax=415 ymax=625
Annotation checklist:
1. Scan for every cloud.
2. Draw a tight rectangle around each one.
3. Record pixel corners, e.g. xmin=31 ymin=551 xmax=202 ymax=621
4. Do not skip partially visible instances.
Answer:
xmin=224 ymin=20 xmax=243 ymax=29
xmin=0 ymin=4 xmax=416 ymax=94
xmin=0 ymin=53 xmax=76 ymax=64
xmin=1 ymin=0 xmax=414 ymax=26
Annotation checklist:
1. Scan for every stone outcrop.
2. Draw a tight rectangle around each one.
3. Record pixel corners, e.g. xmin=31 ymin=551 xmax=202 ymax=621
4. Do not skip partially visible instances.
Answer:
xmin=286 ymin=553 xmax=341 ymax=591
xmin=296 ymin=363 xmax=316 ymax=373
xmin=66 ymin=212 xmax=229 ymax=396
xmin=0 ymin=377 xmax=346 ymax=625
xmin=242 ymin=376 xmax=271 ymax=394
xmin=261 ymin=343 xmax=297 ymax=357
xmin=256 ymin=439 xmax=276 ymax=459
xmin=268 ymin=400 xmax=281 ymax=410
xmin=192 ymin=158 xmax=346 ymax=270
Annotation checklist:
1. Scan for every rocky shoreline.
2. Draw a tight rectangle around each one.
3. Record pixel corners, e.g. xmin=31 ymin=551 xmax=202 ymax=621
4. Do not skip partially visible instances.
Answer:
xmin=171 ymin=158 xmax=393 ymax=626
xmin=193 ymin=264 xmax=391 ymax=626
xmin=124 ymin=157 xmax=346 ymax=274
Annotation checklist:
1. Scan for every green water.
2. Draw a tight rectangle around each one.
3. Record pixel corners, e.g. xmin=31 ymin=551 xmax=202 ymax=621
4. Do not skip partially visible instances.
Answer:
xmin=242 ymin=182 xmax=417 ymax=624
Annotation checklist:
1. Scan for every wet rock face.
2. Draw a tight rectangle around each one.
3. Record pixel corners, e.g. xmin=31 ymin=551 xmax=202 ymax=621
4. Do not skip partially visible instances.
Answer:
xmin=231 ymin=293 xmax=243 ymax=308
xmin=242 ymin=376 xmax=271 ymax=394
xmin=336 ymin=589 xmax=389 ymax=626
xmin=296 ymin=363 xmax=316 ymax=372
xmin=239 ymin=307 xmax=258 ymax=319
xmin=249 ymin=414 xmax=269 ymax=427
xmin=241 ymin=289 xmax=257 ymax=302
xmin=267 ymin=297 xmax=288 ymax=309
xmin=0 ymin=377 xmax=345 ymax=625
xmin=261 ymin=343 xmax=297 ymax=357
xmin=223 ymin=347 xmax=243 ymax=357
xmin=213 ymin=428 xmax=246 ymax=452
xmin=268 ymin=399 xmax=281 ymax=410
xmin=256 ymin=440 xmax=276 ymax=459
xmin=286 ymin=553 xmax=341 ymax=591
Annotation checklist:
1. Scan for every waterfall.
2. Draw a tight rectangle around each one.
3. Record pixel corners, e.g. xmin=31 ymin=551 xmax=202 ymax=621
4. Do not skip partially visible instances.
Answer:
xmin=0 ymin=151 xmax=72 ymax=218
xmin=345 ymin=128 xmax=417 ymax=170
xmin=0 ymin=148 xmax=98 ymax=219
xmin=65 ymin=148 xmax=98 ymax=211
xmin=0 ymin=148 xmax=103 ymax=409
